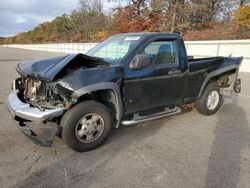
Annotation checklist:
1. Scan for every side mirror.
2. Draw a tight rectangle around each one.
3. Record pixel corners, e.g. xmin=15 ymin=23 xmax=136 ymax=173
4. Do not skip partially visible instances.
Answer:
xmin=129 ymin=54 xmax=151 ymax=70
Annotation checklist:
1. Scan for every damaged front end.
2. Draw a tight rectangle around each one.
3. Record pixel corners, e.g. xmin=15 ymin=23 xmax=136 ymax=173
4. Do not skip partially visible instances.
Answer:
xmin=8 ymin=76 xmax=68 ymax=146
xmin=8 ymin=79 xmax=64 ymax=146
xmin=22 ymin=76 xmax=75 ymax=111
xmin=8 ymin=53 xmax=112 ymax=146
xmin=10 ymin=75 xmax=74 ymax=122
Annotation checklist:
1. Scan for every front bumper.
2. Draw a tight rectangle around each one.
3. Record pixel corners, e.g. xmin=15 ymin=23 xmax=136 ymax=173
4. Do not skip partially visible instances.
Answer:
xmin=7 ymin=89 xmax=64 ymax=146
xmin=8 ymin=89 xmax=64 ymax=122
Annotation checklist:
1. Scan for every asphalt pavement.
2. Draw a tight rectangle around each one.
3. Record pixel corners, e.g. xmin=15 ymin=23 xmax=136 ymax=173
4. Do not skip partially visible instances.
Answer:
xmin=0 ymin=46 xmax=249 ymax=188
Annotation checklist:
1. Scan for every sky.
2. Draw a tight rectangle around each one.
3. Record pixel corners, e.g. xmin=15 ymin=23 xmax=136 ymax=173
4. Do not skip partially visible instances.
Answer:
xmin=0 ymin=0 xmax=123 ymax=37
xmin=0 ymin=0 xmax=81 ymax=36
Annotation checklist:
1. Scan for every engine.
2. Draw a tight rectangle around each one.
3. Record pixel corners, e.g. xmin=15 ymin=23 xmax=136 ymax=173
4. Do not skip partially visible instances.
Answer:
xmin=18 ymin=77 xmax=71 ymax=110
xmin=24 ymin=78 xmax=47 ymax=103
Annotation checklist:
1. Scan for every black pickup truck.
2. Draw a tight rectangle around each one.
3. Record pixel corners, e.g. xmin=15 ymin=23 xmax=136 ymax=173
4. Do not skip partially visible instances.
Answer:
xmin=8 ymin=32 xmax=242 ymax=151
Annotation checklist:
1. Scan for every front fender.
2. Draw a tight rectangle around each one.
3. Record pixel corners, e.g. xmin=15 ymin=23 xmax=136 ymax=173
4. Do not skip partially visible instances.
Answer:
xmin=71 ymin=82 xmax=123 ymax=128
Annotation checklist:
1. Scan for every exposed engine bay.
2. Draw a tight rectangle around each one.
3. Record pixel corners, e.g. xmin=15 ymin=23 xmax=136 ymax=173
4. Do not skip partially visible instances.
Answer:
xmin=14 ymin=77 xmax=73 ymax=111
xmin=14 ymin=54 xmax=111 ymax=111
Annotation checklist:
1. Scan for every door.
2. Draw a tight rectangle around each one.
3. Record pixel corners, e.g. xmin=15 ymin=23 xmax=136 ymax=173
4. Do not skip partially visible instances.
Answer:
xmin=124 ymin=64 xmax=156 ymax=114
xmin=124 ymin=38 xmax=187 ymax=113
xmin=148 ymin=40 xmax=187 ymax=106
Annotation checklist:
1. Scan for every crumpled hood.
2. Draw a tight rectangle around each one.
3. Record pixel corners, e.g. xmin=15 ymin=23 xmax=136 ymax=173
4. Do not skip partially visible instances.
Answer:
xmin=16 ymin=54 xmax=109 ymax=81
xmin=54 ymin=66 xmax=124 ymax=97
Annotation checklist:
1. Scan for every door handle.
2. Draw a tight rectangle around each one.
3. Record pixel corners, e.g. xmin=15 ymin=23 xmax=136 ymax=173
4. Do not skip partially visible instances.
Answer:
xmin=168 ymin=69 xmax=181 ymax=75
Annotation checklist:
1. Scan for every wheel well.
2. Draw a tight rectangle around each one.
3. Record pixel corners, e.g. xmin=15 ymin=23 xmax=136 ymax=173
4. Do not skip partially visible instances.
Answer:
xmin=198 ymin=68 xmax=237 ymax=99
xmin=75 ymin=89 xmax=119 ymax=127
xmin=208 ymin=69 xmax=237 ymax=87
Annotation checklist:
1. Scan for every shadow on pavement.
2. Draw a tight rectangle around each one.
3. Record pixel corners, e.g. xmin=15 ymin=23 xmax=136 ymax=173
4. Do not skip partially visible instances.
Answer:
xmin=13 ymin=118 xmax=167 ymax=188
xmin=204 ymin=97 xmax=250 ymax=188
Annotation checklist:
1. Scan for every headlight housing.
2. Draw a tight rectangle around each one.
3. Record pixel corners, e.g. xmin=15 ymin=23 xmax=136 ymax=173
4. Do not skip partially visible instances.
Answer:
xmin=24 ymin=78 xmax=43 ymax=102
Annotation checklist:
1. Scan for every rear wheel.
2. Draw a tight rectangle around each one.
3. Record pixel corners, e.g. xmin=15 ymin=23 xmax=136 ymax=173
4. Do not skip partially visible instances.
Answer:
xmin=195 ymin=83 xmax=223 ymax=115
xmin=61 ymin=101 xmax=112 ymax=152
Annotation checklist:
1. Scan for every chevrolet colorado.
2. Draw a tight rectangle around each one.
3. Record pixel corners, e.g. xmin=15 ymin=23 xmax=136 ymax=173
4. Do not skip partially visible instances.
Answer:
xmin=8 ymin=32 xmax=242 ymax=151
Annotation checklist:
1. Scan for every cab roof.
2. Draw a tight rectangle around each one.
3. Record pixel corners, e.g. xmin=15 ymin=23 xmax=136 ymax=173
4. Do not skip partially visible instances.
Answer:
xmin=113 ymin=32 xmax=181 ymax=38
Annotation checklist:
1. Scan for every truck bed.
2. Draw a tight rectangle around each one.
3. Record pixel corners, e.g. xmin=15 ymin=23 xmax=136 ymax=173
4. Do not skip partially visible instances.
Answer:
xmin=188 ymin=56 xmax=224 ymax=63
xmin=184 ymin=57 xmax=226 ymax=102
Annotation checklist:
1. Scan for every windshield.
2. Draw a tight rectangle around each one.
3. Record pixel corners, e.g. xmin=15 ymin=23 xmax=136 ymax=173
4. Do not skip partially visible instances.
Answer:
xmin=86 ymin=35 xmax=141 ymax=65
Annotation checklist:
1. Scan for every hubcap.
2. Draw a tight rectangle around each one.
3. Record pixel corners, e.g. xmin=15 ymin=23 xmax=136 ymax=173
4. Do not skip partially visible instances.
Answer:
xmin=207 ymin=90 xmax=220 ymax=110
xmin=75 ymin=113 xmax=104 ymax=143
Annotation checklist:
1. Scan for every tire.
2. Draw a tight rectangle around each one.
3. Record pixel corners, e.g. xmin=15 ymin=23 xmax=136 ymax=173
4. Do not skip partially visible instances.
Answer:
xmin=195 ymin=83 xmax=223 ymax=115
xmin=61 ymin=100 xmax=112 ymax=152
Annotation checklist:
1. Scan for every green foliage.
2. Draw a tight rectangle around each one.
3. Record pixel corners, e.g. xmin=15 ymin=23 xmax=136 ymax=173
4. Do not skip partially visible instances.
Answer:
xmin=2 ymin=0 xmax=250 ymax=44
xmin=234 ymin=5 xmax=250 ymax=27
xmin=0 ymin=37 xmax=4 ymax=44
xmin=3 ymin=1 xmax=112 ymax=44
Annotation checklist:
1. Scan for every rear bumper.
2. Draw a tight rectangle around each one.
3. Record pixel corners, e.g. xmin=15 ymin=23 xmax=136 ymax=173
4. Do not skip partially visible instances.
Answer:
xmin=8 ymin=90 xmax=64 ymax=122
xmin=7 ymin=89 xmax=64 ymax=146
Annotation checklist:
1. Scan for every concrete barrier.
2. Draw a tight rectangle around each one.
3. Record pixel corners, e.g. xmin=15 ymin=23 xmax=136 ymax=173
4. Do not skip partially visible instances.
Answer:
xmin=1 ymin=43 xmax=98 ymax=54
xmin=2 ymin=39 xmax=250 ymax=72
xmin=185 ymin=40 xmax=250 ymax=72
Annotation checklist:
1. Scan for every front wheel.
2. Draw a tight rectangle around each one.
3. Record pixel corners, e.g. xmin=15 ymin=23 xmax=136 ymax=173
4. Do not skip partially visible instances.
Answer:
xmin=195 ymin=83 xmax=223 ymax=115
xmin=61 ymin=101 xmax=112 ymax=152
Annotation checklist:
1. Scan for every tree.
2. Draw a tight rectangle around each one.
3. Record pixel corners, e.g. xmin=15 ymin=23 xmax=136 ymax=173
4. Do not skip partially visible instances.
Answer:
xmin=234 ymin=5 xmax=250 ymax=27
xmin=70 ymin=2 xmax=111 ymax=42
xmin=2 ymin=0 xmax=250 ymax=44
xmin=240 ymin=0 xmax=250 ymax=6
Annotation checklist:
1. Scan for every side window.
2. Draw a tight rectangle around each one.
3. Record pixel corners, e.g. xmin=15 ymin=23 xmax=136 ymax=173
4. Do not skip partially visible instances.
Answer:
xmin=143 ymin=40 xmax=177 ymax=65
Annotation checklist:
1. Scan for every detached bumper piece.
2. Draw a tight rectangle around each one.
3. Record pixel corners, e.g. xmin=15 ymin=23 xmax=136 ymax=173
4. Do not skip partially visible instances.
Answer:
xmin=18 ymin=122 xmax=58 ymax=147
xmin=7 ymin=89 xmax=64 ymax=146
